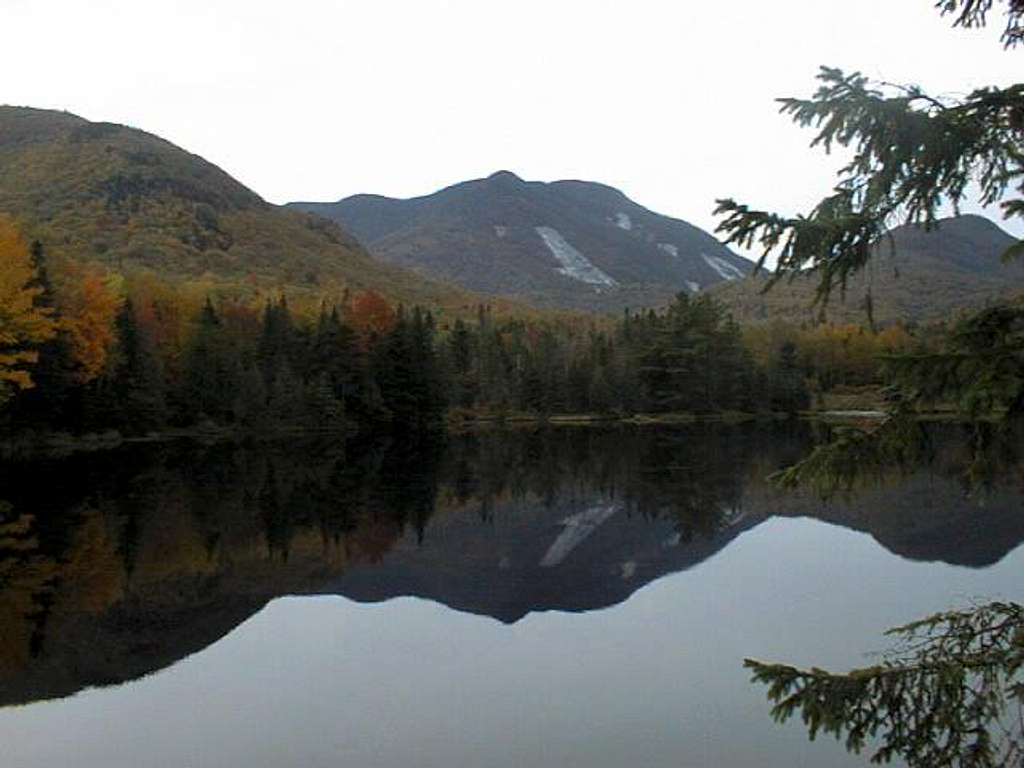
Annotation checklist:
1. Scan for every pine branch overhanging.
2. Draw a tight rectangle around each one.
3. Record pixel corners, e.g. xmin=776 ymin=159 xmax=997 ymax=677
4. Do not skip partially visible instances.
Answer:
xmin=714 ymin=68 xmax=1024 ymax=308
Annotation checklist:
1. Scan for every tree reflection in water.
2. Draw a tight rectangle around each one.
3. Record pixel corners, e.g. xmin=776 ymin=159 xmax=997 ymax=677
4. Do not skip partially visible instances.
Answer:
xmin=0 ymin=423 xmax=1021 ymax=726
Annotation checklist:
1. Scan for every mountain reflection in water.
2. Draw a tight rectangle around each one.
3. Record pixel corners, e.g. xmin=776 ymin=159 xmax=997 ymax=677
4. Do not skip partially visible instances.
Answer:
xmin=0 ymin=423 xmax=1022 ymax=710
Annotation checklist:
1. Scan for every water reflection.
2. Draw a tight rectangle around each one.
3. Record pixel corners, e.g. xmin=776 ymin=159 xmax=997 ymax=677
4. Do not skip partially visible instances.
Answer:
xmin=0 ymin=423 xmax=1021 ymax=708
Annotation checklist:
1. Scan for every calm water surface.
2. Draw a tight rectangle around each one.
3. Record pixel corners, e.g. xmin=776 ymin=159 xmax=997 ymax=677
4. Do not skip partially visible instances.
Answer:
xmin=0 ymin=424 xmax=1021 ymax=767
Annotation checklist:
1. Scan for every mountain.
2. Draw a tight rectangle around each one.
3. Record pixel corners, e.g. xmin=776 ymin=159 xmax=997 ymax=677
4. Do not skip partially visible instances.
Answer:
xmin=332 ymin=495 xmax=758 ymax=624
xmin=0 ymin=106 xmax=479 ymax=310
xmin=290 ymin=171 xmax=754 ymax=313
xmin=712 ymin=215 xmax=1024 ymax=325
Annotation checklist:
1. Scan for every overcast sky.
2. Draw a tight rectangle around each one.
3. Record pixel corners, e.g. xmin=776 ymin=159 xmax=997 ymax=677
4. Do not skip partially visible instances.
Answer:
xmin=4 ymin=0 xmax=1022 ymax=254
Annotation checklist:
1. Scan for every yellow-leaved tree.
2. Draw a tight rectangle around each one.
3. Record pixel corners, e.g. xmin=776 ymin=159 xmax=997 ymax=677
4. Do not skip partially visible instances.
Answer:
xmin=0 ymin=215 xmax=57 ymax=403
xmin=57 ymin=260 xmax=121 ymax=383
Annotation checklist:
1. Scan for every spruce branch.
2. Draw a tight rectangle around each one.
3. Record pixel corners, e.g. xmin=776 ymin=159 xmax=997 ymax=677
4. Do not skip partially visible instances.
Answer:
xmin=715 ymin=70 xmax=1024 ymax=308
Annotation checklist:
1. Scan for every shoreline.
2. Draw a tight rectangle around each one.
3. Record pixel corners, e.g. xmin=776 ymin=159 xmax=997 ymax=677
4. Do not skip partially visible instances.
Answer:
xmin=0 ymin=407 xmax=970 ymax=460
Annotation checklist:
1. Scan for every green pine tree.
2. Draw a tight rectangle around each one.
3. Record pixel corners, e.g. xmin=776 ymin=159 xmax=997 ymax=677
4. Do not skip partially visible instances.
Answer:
xmin=108 ymin=298 xmax=166 ymax=434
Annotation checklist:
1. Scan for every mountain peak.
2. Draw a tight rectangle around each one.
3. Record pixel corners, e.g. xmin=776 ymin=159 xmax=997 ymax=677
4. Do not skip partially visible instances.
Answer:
xmin=291 ymin=173 xmax=753 ymax=313
xmin=484 ymin=170 xmax=525 ymax=184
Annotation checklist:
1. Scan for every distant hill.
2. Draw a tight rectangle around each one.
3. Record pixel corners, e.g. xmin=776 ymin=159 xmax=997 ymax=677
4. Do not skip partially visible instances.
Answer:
xmin=712 ymin=215 xmax=1024 ymax=325
xmin=0 ymin=106 xmax=479 ymax=310
xmin=291 ymin=171 xmax=754 ymax=313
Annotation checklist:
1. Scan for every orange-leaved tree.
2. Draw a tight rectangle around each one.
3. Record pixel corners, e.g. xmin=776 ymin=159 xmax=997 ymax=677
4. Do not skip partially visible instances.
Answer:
xmin=0 ymin=215 xmax=57 ymax=403
xmin=57 ymin=261 xmax=121 ymax=383
xmin=348 ymin=290 xmax=397 ymax=342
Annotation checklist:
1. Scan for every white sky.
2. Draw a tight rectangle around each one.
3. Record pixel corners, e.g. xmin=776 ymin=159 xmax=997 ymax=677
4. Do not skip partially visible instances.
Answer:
xmin=3 ymin=0 xmax=1022 ymax=255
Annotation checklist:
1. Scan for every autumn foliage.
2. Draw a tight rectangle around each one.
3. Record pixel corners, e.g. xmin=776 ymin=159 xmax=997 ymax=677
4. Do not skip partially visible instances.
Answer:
xmin=349 ymin=290 xmax=397 ymax=339
xmin=57 ymin=261 xmax=120 ymax=383
xmin=0 ymin=215 xmax=56 ymax=399
xmin=0 ymin=238 xmax=931 ymax=439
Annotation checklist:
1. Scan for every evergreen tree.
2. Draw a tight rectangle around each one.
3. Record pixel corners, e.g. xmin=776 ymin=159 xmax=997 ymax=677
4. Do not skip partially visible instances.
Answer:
xmin=717 ymin=316 xmax=756 ymax=411
xmin=475 ymin=308 xmax=513 ymax=408
xmin=374 ymin=306 xmax=415 ymax=425
xmin=633 ymin=294 xmax=756 ymax=414
xmin=108 ymin=298 xmax=166 ymax=433
xmin=312 ymin=305 xmax=365 ymax=417
xmin=746 ymin=603 xmax=1024 ymax=767
xmin=767 ymin=341 xmax=810 ymax=414
xmin=310 ymin=304 xmax=338 ymax=381
xmin=266 ymin=357 xmax=303 ymax=426
xmin=257 ymin=295 xmax=294 ymax=387
xmin=0 ymin=216 xmax=58 ymax=405
xmin=302 ymin=372 xmax=345 ymax=433
xmin=717 ymin=3 xmax=1024 ymax=764
xmin=411 ymin=307 xmax=446 ymax=426
xmin=182 ymin=298 xmax=239 ymax=424
xmin=715 ymin=4 xmax=1024 ymax=484
xmin=11 ymin=241 xmax=82 ymax=430
xmin=446 ymin=318 xmax=477 ymax=408
xmin=374 ymin=306 xmax=446 ymax=429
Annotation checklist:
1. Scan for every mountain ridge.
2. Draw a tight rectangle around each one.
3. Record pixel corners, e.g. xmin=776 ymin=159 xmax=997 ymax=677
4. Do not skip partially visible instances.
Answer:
xmin=711 ymin=214 xmax=1024 ymax=325
xmin=7 ymin=105 xmax=1019 ymax=324
xmin=290 ymin=170 xmax=755 ymax=313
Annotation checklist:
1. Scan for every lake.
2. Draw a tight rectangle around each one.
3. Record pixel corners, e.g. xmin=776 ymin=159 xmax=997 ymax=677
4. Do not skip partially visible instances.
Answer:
xmin=0 ymin=424 xmax=1021 ymax=767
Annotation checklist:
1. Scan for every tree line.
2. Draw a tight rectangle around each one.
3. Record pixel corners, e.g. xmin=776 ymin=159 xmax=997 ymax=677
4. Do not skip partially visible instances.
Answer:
xmin=3 ymin=212 xmax=958 ymax=440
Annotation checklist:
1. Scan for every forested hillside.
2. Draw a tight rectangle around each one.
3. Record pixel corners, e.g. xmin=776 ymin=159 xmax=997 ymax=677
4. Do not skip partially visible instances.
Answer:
xmin=713 ymin=215 xmax=1024 ymax=325
xmin=0 ymin=106 xmax=478 ymax=311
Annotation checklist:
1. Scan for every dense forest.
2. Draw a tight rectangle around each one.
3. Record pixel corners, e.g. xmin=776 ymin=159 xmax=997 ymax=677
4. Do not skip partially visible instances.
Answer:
xmin=0 ymin=212 xmax=943 ymax=442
